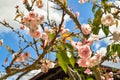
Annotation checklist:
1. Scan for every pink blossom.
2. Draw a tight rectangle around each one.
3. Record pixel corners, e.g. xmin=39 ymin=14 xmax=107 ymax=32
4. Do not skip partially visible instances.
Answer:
xmin=29 ymin=21 xmax=38 ymax=31
xmin=13 ymin=53 xmax=25 ymax=63
xmin=22 ymin=16 xmax=29 ymax=24
xmin=83 ymin=38 xmax=92 ymax=46
xmin=22 ymin=52 xmax=30 ymax=60
xmin=78 ymin=45 xmax=92 ymax=59
xmin=40 ymin=59 xmax=55 ymax=73
xmin=107 ymin=78 xmax=114 ymax=80
xmin=108 ymin=72 xmax=113 ymax=78
xmin=20 ymin=25 xmax=25 ymax=30
xmin=0 ymin=39 xmax=3 ymax=46
xmin=29 ymin=30 xmax=41 ymax=38
xmin=75 ymin=12 xmax=79 ymax=17
xmin=41 ymin=33 xmax=49 ymax=40
xmin=13 ymin=52 xmax=30 ymax=63
xmin=60 ymin=25 xmax=69 ymax=34
xmin=113 ymin=30 xmax=120 ymax=41
xmin=77 ymin=59 xmax=89 ymax=67
xmin=81 ymin=24 xmax=92 ymax=35
xmin=88 ymin=52 xmax=103 ymax=67
xmin=88 ymin=34 xmax=99 ymax=42
xmin=22 ymin=12 xmax=44 ymax=30
xmin=101 ymin=14 xmax=115 ymax=26
xmin=29 ymin=11 xmax=36 ymax=18
xmin=41 ymin=64 xmax=49 ymax=73
xmin=84 ymin=68 xmax=92 ymax=75
xmin=41 ymin=33 xmax=49 ymax=47
xmin=101 ymin=76 xmax=105 ymax=80
xmin=78 ymin=0 xmax=88 ymax=4
xmin=78 ymin=0 xmax=85 ymax=4
xmin=44 ymin=27 xmax=53 ymax=34
xmin=71 ymin=41 xmax=82 ymax=49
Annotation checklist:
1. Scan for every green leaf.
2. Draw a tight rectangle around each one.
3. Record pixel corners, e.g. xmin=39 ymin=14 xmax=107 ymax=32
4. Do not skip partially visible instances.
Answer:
xmin=93 ymin=26 xmax=101 ymax=35
xmin=6 ymin=46 xmax=15 ymax=53
xmin=65 ymin=43 xmax=73 ymax=50
xmin=116 ymin=20 xmax=119 ymax=28
xmin=87 ymin=78 xmax=94 ymax=80
xmin=107 ymin=45 xmax=110 ymax=52
xmin=117 ymin=44 xmax=120 ymax=58
xmin=67 ymin=51 xmax=75 ymax=67
xmin=102 ymin=25 xmax=109 ymax=36
xmin=56 ymin=51 xmax=69 ymax=73
xmin=48 ymin=33 xmax=55 ymax=40
xmin=93 ymin=8 xmax=103 ymax=26
xmin=112 ymin=44 xmax=117 ymax=52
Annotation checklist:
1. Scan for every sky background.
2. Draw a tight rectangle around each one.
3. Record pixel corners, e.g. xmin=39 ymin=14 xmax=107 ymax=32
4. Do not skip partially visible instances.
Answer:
xmin=0 ymin=0 xmax=120 ymax=80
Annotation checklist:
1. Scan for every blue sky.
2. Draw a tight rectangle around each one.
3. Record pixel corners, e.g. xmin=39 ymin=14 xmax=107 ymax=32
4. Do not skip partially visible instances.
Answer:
xmin=0 ymin=0 xmax=119 ymax=79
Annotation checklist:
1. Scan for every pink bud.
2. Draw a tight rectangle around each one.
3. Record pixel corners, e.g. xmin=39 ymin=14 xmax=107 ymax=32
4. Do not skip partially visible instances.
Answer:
xmin=75 ymin=12 xmax=79 ymax=17
xmin=20 ymin=25 xmax=25 ymax=30
xmin=84 ymin=68 xmax=92 ymax=75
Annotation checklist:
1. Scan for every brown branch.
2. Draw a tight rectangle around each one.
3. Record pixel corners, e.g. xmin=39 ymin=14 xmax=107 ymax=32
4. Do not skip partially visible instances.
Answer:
xmin=54 ymin=0 xmax=81 ymax=31
xmin=33 ymin=39 xmax=40 ymax=56
xmin=0 ymin=21 xmax=36 ymax=51
xmin=0 ymin=13 xmax=66 ymax=79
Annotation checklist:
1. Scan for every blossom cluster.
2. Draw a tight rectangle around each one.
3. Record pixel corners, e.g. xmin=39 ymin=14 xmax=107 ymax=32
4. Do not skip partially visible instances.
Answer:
xmin=12 ymin=52 xmax=30 ymax=63
xmin=40 ymin=58 xmax=55 ymax=73
xmin=71 ymin=31 xmax=103 ymax=67
xmin=101 ymin=72 xmax=114 ymax=80
xmin=101 ymin=13 xmax=115 ymax=27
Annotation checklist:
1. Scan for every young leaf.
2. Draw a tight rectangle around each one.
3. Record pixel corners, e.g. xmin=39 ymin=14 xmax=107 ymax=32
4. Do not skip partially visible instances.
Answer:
xmin=102 ymin=25 xmax=109 ymax=36
xmin=56 ymin=51 xmax=69 ymax=73
xmin=116 ymin=20 xmax=119 ymax=28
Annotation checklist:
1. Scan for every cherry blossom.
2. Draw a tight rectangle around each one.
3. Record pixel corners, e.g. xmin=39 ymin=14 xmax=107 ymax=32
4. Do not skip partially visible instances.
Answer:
xmin=88 ymin=52 xmax=103 ymax=67
xmin=88 ymin=34 xmax=99 ymax=42
xmin=81 ymin=24 xmax=92 ymax=35
xmin=113 ymin=30 xmax=120 ymax=41
xmin=78 ymin=0 xmax=85 ymax=4
xmin=29 ymin=30 xmax=41 ymax=38
xmin=84 ymin=68 xmax=92 ymax=75
xmin=20 ymin=25 xmax=25 ymax=30
xmin=13 ymin=52 xmax=30 ymax=63
xmin=40 ymin=59 xmax=55 ymax=73
xmin=71 ymin=41 xmax=82 ymax=49
xmin=78 ymin=45 xmax=92 ymax=59
xmin=60 ymin=25 xmax=69 ymax=34
xmin=77 ymin=59 xmax=90 ymax=67
xmin=22 ymin=11 xmax=44 ymax=31
xmin=101 ymin=14 xmax=115 ymax=26
xmin=75 ymin=12 xmax=79 ymax=17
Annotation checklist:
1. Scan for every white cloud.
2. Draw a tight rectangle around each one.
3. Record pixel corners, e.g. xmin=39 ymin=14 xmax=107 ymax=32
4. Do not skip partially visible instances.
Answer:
xmin=0 ymin=0 xmax=69 ymax=33
xmin=98 ymin=47 xmax=107 ymax=56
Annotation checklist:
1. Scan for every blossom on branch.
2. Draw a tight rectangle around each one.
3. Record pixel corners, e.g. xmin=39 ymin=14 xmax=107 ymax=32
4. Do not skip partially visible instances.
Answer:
xmin=81 ymin=24 xmax=92 ymax=35
xmin=13 ymin=52 xmax=30 ymax=63
xmin=101 ymin=14 xmax=115 ymax=26
xmin=78 ymin=45 xmax=92 ymax=59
